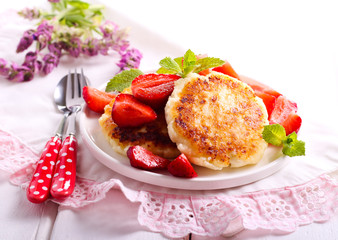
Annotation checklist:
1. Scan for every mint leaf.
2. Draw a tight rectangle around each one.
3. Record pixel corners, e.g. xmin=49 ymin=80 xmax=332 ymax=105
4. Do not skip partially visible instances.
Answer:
xmin=67 ymin=0 xmax=90 ymax=9
xmin=282 ymin=133 xmax=305 ymax=157
xmin=174 ymin=57 xmax=183 ymax=71
xmin=194 ymin=57 xmax=225 ymax=73
xmin=156 ymin=67 xmax=177 ymax=74
xmin=159 ymin=57 xmax=182 ymax=73
xmin=183 ymin=49 xmax=197 ymax=69
xmin=105 ymin=69 xmax=143 ymax=92
xmin=263 ymin=124 xmax=305 ymax=157
xmin=262 ymin=124 xmax=286 ymax=146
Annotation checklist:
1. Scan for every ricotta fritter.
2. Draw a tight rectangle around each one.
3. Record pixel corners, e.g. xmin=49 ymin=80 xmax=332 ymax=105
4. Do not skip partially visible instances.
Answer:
xmin=165 ymin=72 xmax=269 ymax=170
xmin=99 ymin=89 xmax=180 ymax=159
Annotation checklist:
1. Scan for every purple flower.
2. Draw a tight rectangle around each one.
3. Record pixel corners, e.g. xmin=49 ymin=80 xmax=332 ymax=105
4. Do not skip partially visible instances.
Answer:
xmin=117 ymin=48 xmax=142 ymax=72
xmin=18 ymin=8 xmax=40 ymax=20
xmin=34 ymin=21 xmax=53 ymax=50
xmin=22 ymin=51 xmax=42 ymax=73
xmin=67 ymin=37 xmax=82 ymax=58
xmin=48 ymin=42 xmax=62 ymax=58
xmin=7 ymin=62 xmax=34 ymax=82
xmin=82 ymin=38 xmax=99 ymax=56
xmin=99 ymin=20 xmax=118 ymax=38
xmin=16 ymin=30 xmax=34 ymax=53
xmin=0 ymin=58 xmax=9 ymax=75
xmin=48 ymin=0 xmax=60 ymax=2
xmin=42 ymin=53 xmax=59 ymax=74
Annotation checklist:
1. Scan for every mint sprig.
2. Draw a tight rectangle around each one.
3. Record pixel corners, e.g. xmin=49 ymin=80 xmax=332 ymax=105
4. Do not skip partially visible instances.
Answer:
xmin=105 ymin=69 xmax=143 ymax=92
xmin=263 ymin=124 xmax=305 ymax=157
xmin=157 ymin=49 xmax=224 ymax=78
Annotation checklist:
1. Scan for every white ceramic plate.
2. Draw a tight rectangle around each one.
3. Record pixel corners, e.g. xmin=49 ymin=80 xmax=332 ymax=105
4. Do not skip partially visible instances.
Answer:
xmin=79 ymin=103 xmax=290 ymax=190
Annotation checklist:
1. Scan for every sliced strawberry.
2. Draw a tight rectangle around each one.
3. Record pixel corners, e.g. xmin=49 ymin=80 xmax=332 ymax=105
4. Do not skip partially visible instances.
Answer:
xmin=281 ymin=113 xmax=302 ymax=136
xmin=212 ymin=60 xmax=240 ymax=79
xmin=269 ymin=95 xmax=301 ymax=135
xmin=127 ymin=145 xmax=170 ymax=170
xmin=239 ymin=76 xmax=282 ymax=117
xmin=131 ymin=73 xmax=181 ymax=109
xmin=82 ymin=86 xmax=116 ymax=113
xmin=198 ymin=68 xmax=211 ymax=76
xmin=112 ymin=93 xmax=157 ymax=127
xmin=167 ymin=154 xmax=198 ymax=178
xmin=240 ymin=76 xmax=281 ymax=98
xmin=254 ymin=90 xmax=277 ymax=116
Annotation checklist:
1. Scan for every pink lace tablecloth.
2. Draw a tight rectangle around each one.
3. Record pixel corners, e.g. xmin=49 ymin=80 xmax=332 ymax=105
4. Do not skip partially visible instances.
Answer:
xmin=1 ymin=129 xmax=338 ymax=238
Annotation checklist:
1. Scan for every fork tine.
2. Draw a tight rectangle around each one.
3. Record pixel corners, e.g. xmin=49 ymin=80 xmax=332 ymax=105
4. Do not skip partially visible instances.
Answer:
xmin=66 ymin=70 xmax=73 ymax=100
xmin=80 ymin=68 xmax=88 ymax=91
xmin=73 ymin=69 xmax=81 ymax=98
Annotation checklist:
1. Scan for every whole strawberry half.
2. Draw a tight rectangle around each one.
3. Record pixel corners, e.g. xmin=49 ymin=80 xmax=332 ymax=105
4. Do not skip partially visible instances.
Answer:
xmin=112 ymin=93 xmax=157 ymax=128
xmin=127 ymin=145 xmax=170 ymax=170
xmin=269 ymin=95 xmax=302 ymax=135
xmin=82 ymin=86 xmax=116 ymax=113
xmin=167 ymin=154 xmax=198 ymax=178
xmin=131 ymin=73 xmax=181 ymax=109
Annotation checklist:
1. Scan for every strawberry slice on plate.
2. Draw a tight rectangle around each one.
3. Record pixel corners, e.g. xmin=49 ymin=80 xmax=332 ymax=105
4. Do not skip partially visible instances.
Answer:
xmin=131 ymin=73 xmax=181 ymax=109
xmin=168 ymin=154 xmax=198 ymax=178
xmin=269 ymin=95 xmax=302 ymax=135
xmin=212 ymin=60 xmax=240 ymax=79
xmin=127 ymin=145 xmax=170 ymax=170
xmin=112 ymin=93 xmax=157 ymax=128
xmin=240 ymin=76 xmax=282 ymax=117
xmin=83 ymin=86 xmax=116 ymax=113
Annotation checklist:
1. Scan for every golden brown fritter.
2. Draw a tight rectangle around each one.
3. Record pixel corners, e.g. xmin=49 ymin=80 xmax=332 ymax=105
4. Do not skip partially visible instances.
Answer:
xmin=165 ymin=72 xmax=269 ymax=170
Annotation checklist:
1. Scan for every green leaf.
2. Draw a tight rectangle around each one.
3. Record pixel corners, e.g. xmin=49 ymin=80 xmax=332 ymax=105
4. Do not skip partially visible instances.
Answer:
xmin=105 ymin=69 xmax=143 ymax=92
xmin=282 ymin=134 xmax=306 ymax=157
xmin=67 ymin=0 xmax=90 ymax=9
xmin=174 ymin=57 xmax=183 ymax=71
xmin=159 ymin=57 xmax=182 ymax=73
xmin=156 ymin=67 xmax=178 ymax=74
xmin=182 ymin=65 xmax=198 ymax=78
xmin=194 ymin=57 xmax=225 ymax=73
xmin=263 ymin=124 xmax=306 ymax=157
xmin=183 ymin=49 xmax=196 ymax=70
xmin=262 ymin=124 xmax=286 ymax=146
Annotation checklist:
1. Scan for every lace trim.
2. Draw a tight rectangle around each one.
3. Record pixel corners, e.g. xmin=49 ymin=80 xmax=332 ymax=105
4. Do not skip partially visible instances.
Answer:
xmin=1 ymin=129 xmax=338 ymax=238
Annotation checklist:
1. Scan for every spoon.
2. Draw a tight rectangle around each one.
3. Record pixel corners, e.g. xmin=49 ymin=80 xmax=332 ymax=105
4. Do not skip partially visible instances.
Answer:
xmin=26 ymin=75 xmax=72 ymax=204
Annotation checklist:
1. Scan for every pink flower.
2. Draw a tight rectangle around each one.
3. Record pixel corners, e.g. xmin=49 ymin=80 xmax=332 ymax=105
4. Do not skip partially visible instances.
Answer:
xmin=34 ymin=21 xmax=53 ymax=50
xmin=22 ymin=51 xmax=42 ymax=74
xmin=66 ymin=37 xmax=82 ymax=58
xmin=99 ymin=20 xmax=118 ymax=38
xmin=117 ymin=48 xmax=142 ymax=72
xmin=42 ymin=53 xmax=59 ymax=74
xmin=0 ymin=58 xmax=9 ymax=75
xmin=7 ymin=62 xmax=33 ymax=82
xmin=18 ymin=7 xmax=40 ymax=20
xmin=16 ymin=30 xmax=34 ymax=53
xmin=48 ymin=42 xmax=62 ymax=57
xmin=82 ymin=38 xmax=99 ymax=56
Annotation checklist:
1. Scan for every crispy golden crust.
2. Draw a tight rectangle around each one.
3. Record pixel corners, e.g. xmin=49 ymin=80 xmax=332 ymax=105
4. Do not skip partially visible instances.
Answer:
xmin=99 ymin=88 xmax=180 ymax=159
xmin=165 ymin=72 xmax=268 ymax=170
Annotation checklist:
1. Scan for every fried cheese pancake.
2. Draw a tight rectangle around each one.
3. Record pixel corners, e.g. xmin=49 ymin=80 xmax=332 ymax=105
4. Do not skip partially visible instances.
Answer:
xmin=165 ymin=72 xmax=269 ymax=170
xmin=99 ymin=88 xmax=180 ymax=159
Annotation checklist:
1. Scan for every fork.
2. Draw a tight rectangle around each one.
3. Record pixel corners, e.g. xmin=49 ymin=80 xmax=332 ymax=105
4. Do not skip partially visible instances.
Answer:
xmin=50 ymin=69 xmax=88 ymax=199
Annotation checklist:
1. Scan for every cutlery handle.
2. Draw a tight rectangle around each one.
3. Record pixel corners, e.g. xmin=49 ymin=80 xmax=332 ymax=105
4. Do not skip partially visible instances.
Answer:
xmin=50 ymin=135 xmax=77 ymax=199
xmin=27 ymin=135 xmax=62 ymax=204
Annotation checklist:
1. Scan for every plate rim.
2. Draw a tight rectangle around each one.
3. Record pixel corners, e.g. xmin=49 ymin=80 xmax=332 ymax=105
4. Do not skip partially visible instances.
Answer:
xmin=79 ymin=104 xmax=290 ymax=190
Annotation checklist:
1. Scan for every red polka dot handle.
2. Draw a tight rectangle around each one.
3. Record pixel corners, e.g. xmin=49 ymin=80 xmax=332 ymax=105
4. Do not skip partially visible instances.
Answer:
xmin=50 ymin=135 xmax=77 ymax=199
xmin=27 ymin=135 xmax=62 ymax=204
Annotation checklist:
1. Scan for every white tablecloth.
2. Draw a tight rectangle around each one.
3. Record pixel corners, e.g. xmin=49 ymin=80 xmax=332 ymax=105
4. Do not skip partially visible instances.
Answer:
xmin=1 ymin=0 xmax=338 ymax=239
